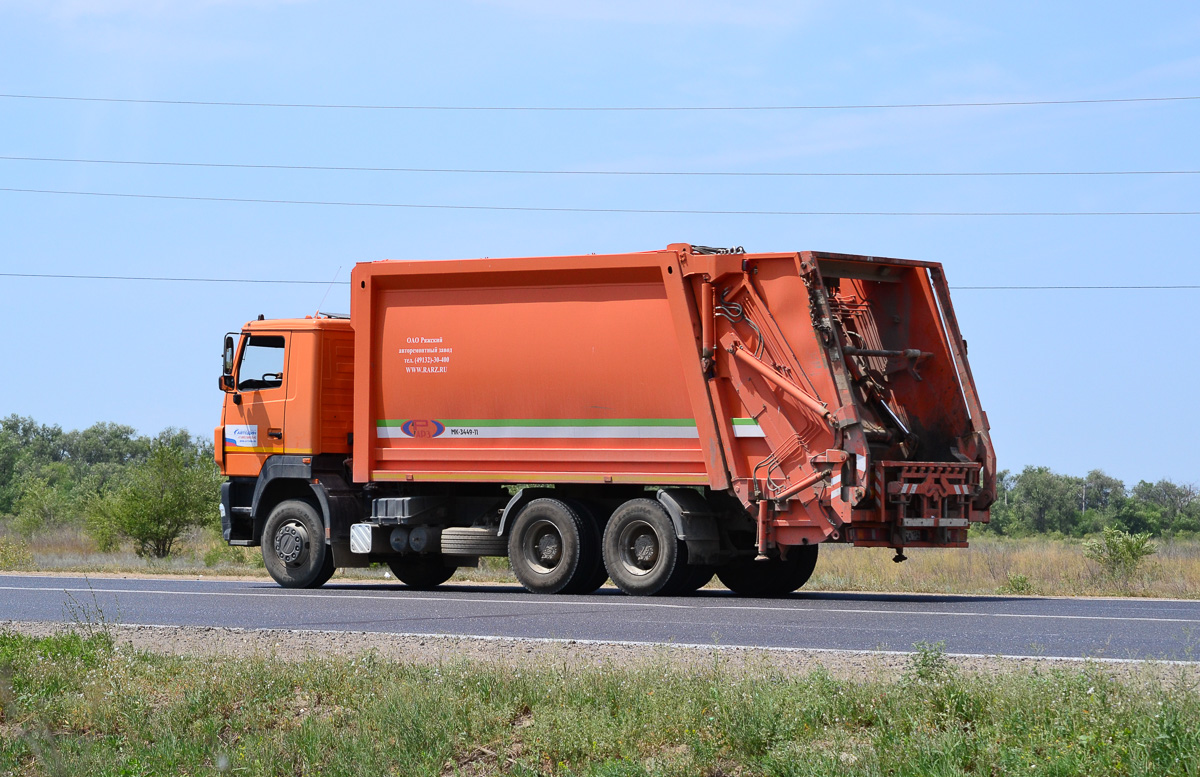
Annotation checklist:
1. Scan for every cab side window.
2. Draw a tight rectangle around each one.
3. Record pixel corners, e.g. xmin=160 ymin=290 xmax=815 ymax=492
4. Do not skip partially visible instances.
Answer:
xmin=237 ymin=336 xmax=285 ymax=391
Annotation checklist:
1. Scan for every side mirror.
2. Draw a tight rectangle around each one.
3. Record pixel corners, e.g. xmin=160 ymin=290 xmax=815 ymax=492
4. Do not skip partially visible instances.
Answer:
xmin=220 ymin=335 xmax=237 ymax=392
xmin=222 ymin=335 xmax=237 ymax=373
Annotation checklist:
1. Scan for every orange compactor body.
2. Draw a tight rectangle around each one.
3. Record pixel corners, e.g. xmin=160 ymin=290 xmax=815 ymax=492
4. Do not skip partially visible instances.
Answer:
xmin=217 ymin=244 xmax=995 ymax=596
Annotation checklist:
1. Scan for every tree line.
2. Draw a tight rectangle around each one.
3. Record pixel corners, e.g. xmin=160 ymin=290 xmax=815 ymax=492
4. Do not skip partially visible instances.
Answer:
xmin=987 ymin=467 xmax=1199 ymax=538
xmin=0 ymin=414 xmax=219 ymax=557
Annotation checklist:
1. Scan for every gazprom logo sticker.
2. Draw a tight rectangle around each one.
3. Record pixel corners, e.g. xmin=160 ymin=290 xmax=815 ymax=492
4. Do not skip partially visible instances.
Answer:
xmin=400 ymin=419 xmax=446 ymax=438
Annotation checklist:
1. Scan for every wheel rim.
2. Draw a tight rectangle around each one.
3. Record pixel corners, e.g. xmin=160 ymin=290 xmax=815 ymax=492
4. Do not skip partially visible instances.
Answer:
xmin=616 ymin=519 xmax=661 ymax=578
xmin=274 ymin=519 xmax=309 ymax=568
xmin=520 ymin=519 xmax=564 ymax=575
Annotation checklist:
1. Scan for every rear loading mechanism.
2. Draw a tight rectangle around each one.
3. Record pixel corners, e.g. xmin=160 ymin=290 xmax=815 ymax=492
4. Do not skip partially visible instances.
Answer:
xmin=216 ymin=244 xmax=994 ymax=596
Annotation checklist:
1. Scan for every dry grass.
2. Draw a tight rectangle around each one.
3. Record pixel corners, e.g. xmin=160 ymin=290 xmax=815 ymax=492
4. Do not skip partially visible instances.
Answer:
xmin=3 ymin=521 xmax=1199 ymax=598
xmin=0 ymin=524 xmax=262 ymax=576
xmin=0 ymin=523 xmax=505 ymax=583
xmin=807 ymin=536 xmax=1200 ymax=598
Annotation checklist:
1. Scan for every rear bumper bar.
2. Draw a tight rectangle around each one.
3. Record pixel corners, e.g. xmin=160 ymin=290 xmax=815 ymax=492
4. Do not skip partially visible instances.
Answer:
xmin=846 ymin=460 xmax=986 ymax=547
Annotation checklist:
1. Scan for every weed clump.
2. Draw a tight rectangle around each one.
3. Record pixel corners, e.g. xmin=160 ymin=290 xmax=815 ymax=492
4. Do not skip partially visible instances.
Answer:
xmin=1002 ymin=572 xmax=1034 ymax=594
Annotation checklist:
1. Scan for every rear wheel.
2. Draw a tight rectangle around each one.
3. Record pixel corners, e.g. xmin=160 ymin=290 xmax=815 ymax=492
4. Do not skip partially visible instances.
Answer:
xmin=387 ymin=556 xmax=456 ymax=589
xmin=577 ymin=563 xmax=610 ymax=594
xmin=716 ymin=545 xmax=819 ymax=597
xmin=680 ymin=564 xmax=716 ymax=593
xmin=508 ymin=499 xmax=597 ymax=595
xmin=564 ymin=500 xmax=608 ymax=594
xmin=602 ymin=499 xmax=689 ymax=596
xmin=262 ymin=499 xmax=336 ymax=589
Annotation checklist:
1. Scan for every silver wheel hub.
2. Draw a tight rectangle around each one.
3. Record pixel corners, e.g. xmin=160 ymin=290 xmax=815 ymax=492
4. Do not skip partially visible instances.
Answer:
xmin=275 ymin=520 xmax=309 ymax=567
xmin=617 ymin=520 xmax=661 ymax=577
xmin=521 ymin=519 xmax=564 ymax=574
xmin=536 ymin=534 xmax=562 ymax=564
xmin=633 ymin=535 xmax=657 ymax=564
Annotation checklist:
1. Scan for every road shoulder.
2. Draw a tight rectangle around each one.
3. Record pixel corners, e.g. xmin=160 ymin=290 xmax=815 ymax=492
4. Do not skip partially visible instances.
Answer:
xmin=3 ymin=619 xmax=1193 ymax=683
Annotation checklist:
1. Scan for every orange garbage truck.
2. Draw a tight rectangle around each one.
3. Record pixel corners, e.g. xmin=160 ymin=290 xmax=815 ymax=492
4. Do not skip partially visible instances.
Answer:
xmin=216 ymin=244 xmax=995 ymax=596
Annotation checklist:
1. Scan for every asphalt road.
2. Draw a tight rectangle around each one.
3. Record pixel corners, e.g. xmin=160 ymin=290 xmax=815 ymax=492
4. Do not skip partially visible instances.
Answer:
xmin=3 ymin=573 xmax=1199 ymax=661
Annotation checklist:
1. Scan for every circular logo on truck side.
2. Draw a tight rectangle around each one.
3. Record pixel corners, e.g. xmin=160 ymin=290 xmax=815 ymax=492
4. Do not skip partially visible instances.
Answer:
xmin=400 ymin=419 xmax=446 ymax=438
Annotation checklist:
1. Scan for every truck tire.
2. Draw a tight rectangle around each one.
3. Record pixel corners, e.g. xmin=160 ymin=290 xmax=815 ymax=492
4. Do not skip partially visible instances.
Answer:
xmin=716 ymin=545 xmax=819 ymax=597
xmin=387 ymin=557 xmax=456 ymax=590
xmin=563 ymin=500 xmax=608 ymax=594
xmin=262 ymin=499 xmax=336 ymax=589
xmin=508 ymin=499 xmax=597 ymax=595
xmin=576 ymin=562 xmax=610 ymax=594
xmin=602 ymin=499 xmax=690 ymax=596
xmin=681 ymin=564 xmax=716 ymax=593
xmin=441 ymin=527 xmax=509 ymax=557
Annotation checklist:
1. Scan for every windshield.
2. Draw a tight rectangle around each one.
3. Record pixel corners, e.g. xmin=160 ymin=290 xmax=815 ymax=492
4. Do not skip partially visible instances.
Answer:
xmin=237 ymin=335 xmax=285 ymax=391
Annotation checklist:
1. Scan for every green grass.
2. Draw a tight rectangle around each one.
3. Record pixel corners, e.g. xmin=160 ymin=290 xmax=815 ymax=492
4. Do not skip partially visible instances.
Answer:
xmin=2 ymin=633 xmax=1199 ymax=776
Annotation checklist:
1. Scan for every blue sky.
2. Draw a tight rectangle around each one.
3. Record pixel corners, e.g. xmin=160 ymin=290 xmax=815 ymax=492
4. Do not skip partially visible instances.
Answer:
xmin=1 ymin=1 xmax=1197 ymax=484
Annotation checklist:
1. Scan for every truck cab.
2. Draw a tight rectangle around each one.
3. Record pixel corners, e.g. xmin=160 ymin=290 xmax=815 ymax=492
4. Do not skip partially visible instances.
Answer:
xmin=215 ymin=315 xmax=355 ymax=585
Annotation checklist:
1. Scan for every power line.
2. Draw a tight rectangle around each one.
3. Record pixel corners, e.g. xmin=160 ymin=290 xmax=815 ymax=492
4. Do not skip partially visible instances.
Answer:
xmin=954 ymin=285 xmax=1200 ymax=290
xmin=3 ymin=271 xmax=1198 ymax=291
xmin=3 ymin=154 xmax=1197 ymax=178
xmin=2 ymin=187 xmax=1196 ymax=216
xmin=0 ymin=272 xmax=335 ymax=284
xmin=2 ymin=92 xmax=1198 ymax=112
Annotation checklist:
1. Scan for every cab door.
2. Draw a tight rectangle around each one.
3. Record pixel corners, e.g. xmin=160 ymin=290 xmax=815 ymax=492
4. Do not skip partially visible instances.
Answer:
xmin=223 ymin=332 xmax=290 ymax=476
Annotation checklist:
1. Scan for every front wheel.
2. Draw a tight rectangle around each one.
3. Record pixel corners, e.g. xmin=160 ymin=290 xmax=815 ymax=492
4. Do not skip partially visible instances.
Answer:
xmin=262 ymin=500 xmax=336 ymax=588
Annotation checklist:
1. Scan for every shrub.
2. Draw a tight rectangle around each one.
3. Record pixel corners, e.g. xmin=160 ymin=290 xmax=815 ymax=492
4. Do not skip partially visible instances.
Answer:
xmin=1083 ymin=527 xmax=1157 ymax=578
xmin=11 ymin=475 xmax=73 ymax=537
xmin=86 ymin=441 xmax=220 ymax=558
xmin=0 ymin=535 xmax=34 ymax=569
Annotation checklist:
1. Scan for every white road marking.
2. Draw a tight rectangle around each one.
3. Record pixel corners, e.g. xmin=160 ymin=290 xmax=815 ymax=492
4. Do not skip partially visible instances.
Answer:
xmin=0 ymin=585 xmax=693 ymax=610
xmin=2 ymin=584 xmax=1200 ymax=625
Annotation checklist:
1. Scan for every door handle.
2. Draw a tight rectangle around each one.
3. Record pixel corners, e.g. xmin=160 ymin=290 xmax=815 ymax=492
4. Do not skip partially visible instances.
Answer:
xmin=267 ymin=428 xmax=283 ymax=440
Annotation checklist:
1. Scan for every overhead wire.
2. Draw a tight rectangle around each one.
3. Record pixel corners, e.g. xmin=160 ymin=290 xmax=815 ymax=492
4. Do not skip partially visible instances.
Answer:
xmin=2 ymin=93 xmax=1198 ymax=111
xmin=2 ymin=154 xmax=1196 ymax=178
xmin=2 ymin=187 xmax=1196 ymax=216
xmin=3 ymin=95 xmax=1195 ymax=288
xmin=953 ymin=285 xmax=1200 ymax=290
xmin=0 ymin=272 xmax=335 ymax=284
